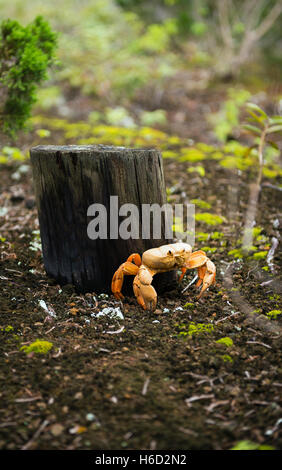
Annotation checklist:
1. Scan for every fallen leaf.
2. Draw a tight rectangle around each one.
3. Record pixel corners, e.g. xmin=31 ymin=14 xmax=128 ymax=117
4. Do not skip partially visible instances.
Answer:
xmin=69 ymin=425 xmax=87 ymax=434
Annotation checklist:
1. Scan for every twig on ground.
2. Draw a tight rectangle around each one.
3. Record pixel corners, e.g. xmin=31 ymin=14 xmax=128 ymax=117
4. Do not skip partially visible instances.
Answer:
xmin=266 ymin=236 xmax=279 ymax=273
xmin=246 ymin=340 xmax=272 ymax=349
xmin=142 ymin=378 xmax=150 ymax=396
xmin=45 ymin=326 xmax=56 ymax=335
xmin=182 ymin=274 xmax=198 ymax=293
xmin=14 ymin=396 xmax=42 ymax=403
xmin=185 ymin=394 xmax=214 ymax=406
xmin=178 ymin=426 xmax=198 ymax=437
xmin=52 ymin=347 xmax=62 ymax=358
xmin=183 ymin=372 xmax=228 ymax=388
xmin=22 ymin=419 xmax=49 ymax=450
xmin=205 ymin=400 xmax=229 ymax=413
xmin=215 ymin=311 xmax=241 ymax=324
xmin=105 ymin=326 xmax=125 ymax=335
xmin=0 ymin=421 xmax=17 ymax=428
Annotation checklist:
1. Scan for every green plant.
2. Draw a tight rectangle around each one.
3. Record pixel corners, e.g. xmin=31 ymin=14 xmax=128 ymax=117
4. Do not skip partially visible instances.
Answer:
xmin=105 ymin=106 xmax=136 ymax=127
xmin=209 ymin=88 xmax=251 ymax=142
xmin=0 ymin=15 xmax=57 ymax=135
xmin=140 ymin=109 xmax=167 ymax=127
xmin=243 ymin=102 xmax=282 ymax=147
xmin=132 ymin=18 xmax=178 ymax=54
xmin=241 ymin=103 xmax=282 ymax=251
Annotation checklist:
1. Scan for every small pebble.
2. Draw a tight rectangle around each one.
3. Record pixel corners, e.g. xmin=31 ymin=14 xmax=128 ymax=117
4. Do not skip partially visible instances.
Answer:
xmin=50 ymin=423 xmax=64 ymax=437
xmin=74 ymin=392 xmax=83 ymax=400
xmin=86 ymin=413 xmax=96 ymax=422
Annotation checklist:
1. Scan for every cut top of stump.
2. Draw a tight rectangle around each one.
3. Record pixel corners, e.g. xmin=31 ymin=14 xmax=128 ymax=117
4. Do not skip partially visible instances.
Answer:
xmin=30 ymin=145 xmax=157 ymax=155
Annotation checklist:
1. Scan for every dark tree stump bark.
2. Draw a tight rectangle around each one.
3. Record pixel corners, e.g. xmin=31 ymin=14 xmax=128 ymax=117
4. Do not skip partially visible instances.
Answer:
xmin=30 ymin=145 xmax=176 ymax=295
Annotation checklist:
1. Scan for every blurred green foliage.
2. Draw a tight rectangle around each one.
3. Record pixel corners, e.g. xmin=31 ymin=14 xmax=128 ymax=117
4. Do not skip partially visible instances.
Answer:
xmin=0 ymin=15 xmax=57 ymax=134
xmin=231 ymin=440 xmax=275 ymax=450
xmin=208 ymin=88 xmax=251 ymax=142
xmin=0 ymin=0 xmax=281 ymax=144
xmin=1 ymin=0 xmax=280 ymax=115
xmin=0 ymin=0 xmax=180 ymax=103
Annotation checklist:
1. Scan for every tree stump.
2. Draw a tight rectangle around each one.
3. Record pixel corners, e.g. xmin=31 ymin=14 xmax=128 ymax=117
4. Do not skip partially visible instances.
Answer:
xmin=30 ymin=145 xmax=176 ymax=295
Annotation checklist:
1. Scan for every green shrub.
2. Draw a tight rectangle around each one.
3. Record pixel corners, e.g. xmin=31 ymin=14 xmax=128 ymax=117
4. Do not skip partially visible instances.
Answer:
xmin=0 ymin=15 xmax=57 ymax=135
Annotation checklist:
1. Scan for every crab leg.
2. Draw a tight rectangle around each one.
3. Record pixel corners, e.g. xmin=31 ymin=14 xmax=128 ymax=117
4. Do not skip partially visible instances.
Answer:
xmin=127 ymin=254 xmax=142 ymax=266
xmin=179 ymin=267 xmax=187 ymax=282
xmin=111 ymin=253 xmax=141 ymax=300
xmin=196 ymin=265 xmax=207 ymax=287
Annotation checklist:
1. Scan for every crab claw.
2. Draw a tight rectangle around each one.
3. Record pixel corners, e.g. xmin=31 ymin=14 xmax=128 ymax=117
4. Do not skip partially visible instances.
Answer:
xmin=133 ymin=266 xmax=157 ymax=311
xmin=183 ymin=250 xmax=216 ymax=299
xmin=111 ymin=253 xmax=141 ymax=300
xmin=197 ymin=259 xmax=216 ymax=299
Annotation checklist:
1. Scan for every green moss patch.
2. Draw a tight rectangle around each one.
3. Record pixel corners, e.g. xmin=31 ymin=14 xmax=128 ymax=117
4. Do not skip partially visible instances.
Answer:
xmin=180 ymin=148 xmax=205 ymax=162
xmin=201 ymin=246 xmax=217 ymax=254
xmin=190 ymin=199 xmax=212 ymax=210
xmin=266 ymin=310 xmax=282 ymax=320
xmin=1 ymin=325 xmax=14 ymax=333
xmin=20 ymin=339 xmax=53 ymax=355
xmin=221 ymin=354 xmax=233 ymax=363
xmin=231 ymin=440 xmax=275 ymax=450
xmin=187 ymin=322 xmax=214 ymax=336
xmin=183 ymin=302 xmax=194 ymax=309
xmin=195 ymin=213 xmax=225 ymax=226
xmin=216 ymin=337 xmax=234 ymax=347
xmin=252 ymin=250 xmax=268 ymax=260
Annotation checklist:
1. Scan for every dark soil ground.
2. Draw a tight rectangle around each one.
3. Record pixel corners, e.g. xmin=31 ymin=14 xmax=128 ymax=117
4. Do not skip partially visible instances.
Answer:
xmin=0 ymin=79 xmax=281 ymax=450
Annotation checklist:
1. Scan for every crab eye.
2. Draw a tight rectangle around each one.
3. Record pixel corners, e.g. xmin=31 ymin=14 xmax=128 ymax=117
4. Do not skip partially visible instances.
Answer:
xmin=167 ymin=250 xmax=172 ymax=255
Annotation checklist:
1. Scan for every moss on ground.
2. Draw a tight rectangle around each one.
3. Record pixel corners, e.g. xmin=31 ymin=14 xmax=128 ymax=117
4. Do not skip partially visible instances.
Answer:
xmin=20 ymin=339 xmax=53 ymax=355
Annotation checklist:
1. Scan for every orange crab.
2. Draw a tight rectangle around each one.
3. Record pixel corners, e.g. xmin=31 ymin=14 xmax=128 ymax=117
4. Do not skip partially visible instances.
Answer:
xmin=111 ymin=242 xmax=216 ymax=311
